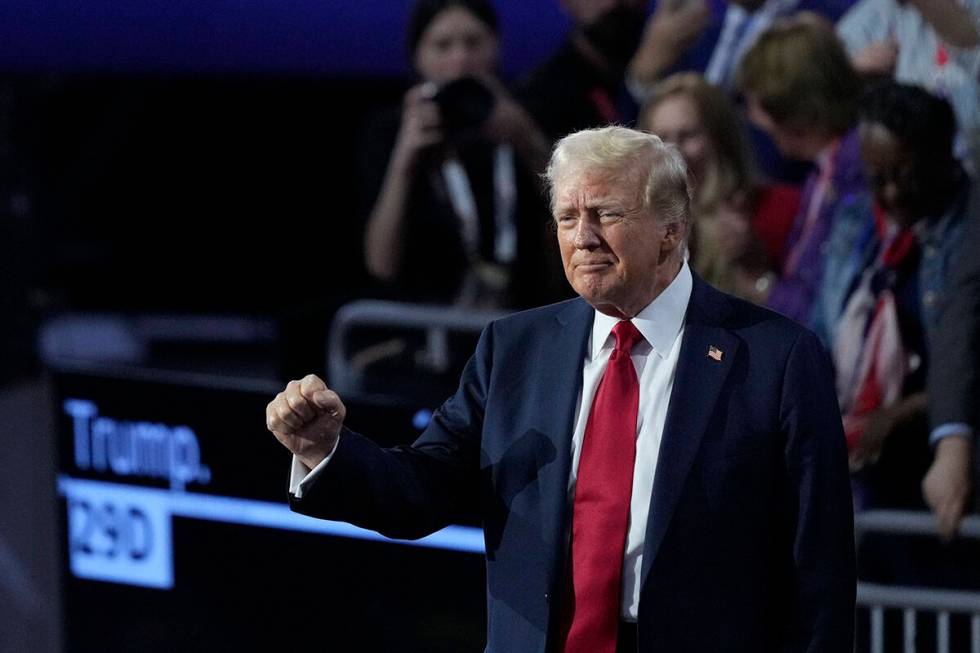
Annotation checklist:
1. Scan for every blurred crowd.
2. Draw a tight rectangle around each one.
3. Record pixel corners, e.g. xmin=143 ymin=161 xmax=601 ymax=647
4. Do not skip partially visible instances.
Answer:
xmin=0 ymin=0 xmax=974 ymax=618
xmin=357 ymin=0 xmax=980 ymax=561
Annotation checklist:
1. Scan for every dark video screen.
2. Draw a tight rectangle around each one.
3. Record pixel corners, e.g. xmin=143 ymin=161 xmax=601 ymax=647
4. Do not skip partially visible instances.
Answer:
xmin=54 ymin=367 xmax=486 ymax=652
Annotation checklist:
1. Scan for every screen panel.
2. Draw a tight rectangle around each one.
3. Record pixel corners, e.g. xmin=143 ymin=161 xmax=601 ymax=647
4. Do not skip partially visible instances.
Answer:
xmin=54 ymin=367 xmax=486 ymax=652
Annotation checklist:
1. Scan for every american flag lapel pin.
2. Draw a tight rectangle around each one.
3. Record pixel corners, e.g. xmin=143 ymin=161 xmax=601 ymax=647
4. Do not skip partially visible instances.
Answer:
xmin=707 ymin=345 xmax=723 ymax=362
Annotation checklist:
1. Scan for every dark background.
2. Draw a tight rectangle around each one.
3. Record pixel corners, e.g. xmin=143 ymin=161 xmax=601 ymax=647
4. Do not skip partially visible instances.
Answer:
xmin=54 ymin=369 xmax=485 ymax=653
xmin=0 ymin=2 xmax=720 ymax=651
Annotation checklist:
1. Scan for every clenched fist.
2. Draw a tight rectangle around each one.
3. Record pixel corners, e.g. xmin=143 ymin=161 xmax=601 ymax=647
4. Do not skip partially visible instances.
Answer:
xmin=266 ymin=374 xmax=346 ymax=470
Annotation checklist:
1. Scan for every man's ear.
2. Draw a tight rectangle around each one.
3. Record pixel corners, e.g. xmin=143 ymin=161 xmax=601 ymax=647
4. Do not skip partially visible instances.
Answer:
xmin=661 ymin=221 xmax=687 ymax=253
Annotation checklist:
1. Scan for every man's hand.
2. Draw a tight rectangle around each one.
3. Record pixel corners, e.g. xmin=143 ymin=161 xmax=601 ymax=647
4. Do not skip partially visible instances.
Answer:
xmin=851 ymin=40 xmax=899 ymax=76
xmin=266 ymin=374 xmax=347 ymax=471
xmin=628 ymin=0 xmax=710 ymax=87
xmin=905 ymin=0 xmax=980 ymax=48
xmin=923 ymin=435 xmax=974 ymax=542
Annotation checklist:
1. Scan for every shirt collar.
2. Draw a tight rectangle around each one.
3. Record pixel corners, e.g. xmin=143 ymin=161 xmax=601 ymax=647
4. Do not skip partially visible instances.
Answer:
xmin=590 ymin=260 xmax=693 ymax=360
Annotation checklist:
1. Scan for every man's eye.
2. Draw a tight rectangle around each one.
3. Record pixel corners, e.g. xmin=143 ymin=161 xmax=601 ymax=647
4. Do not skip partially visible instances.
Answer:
xmin=598 ymin=211 xmax=621 ymax=221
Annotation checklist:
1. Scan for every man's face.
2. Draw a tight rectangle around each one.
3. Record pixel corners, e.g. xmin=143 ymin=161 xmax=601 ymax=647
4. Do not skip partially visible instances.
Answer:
xmin=746 ymin=96 xmax=823 ymax=162
xmin=859 ymin=122 xmax=925 ymax=226
xmin=553 ymin=163 xmax=681 ymax=318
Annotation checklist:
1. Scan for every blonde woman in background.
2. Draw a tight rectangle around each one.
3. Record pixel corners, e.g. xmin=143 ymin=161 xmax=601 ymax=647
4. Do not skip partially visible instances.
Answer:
xmin=639 ymin=72 xmax=799 ymax=303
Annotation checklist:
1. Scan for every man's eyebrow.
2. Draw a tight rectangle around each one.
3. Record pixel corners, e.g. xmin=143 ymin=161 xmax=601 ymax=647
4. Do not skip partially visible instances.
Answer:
xmin=586 ymin=197 xmax=626 ymax=210
xmin=554 ymin=197 xmax=626 ymax=213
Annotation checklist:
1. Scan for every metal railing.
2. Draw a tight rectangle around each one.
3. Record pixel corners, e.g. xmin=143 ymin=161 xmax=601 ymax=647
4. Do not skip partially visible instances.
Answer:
xmin=855 ymin=510 xmax=980 ymax=653
xmin=38 ymin=311 xmax=277 ymax=367
xmin=326 ymin=300 xmax=511 ymax=395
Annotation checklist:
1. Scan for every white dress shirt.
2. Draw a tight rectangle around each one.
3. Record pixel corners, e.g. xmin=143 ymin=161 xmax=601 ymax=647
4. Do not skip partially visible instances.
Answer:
xmin=565 ymin=261 xmax=691 ymax=621
xmin=290 ymin=262 xmax=694 ymax=622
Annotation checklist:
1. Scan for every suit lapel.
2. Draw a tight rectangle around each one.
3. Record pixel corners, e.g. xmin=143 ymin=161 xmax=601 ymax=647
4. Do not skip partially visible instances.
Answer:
xmin=640 ymin=276 xmax=739 ymax=586
xmin=537 ymin=298 xmax=593 ymax=590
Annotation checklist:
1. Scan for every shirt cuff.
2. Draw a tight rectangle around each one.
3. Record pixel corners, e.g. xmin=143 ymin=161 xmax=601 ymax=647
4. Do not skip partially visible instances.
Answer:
xmin=929 ymin=423 xmax=974 ymax=446
xmin=288 ymin=438 xmax=340 ymax=499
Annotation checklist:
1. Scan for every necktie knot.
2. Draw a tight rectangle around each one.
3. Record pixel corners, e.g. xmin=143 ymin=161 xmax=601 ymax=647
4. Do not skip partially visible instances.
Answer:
xmin=612 ymin=321 xmax=644 ymax=354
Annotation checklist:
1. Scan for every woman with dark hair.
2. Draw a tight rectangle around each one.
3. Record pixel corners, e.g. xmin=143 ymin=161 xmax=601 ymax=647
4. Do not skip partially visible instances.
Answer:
xmin=638 ymin=72 xmax=799 ymax=303
xmin=361 ymin=0 xmax=559 ymax=309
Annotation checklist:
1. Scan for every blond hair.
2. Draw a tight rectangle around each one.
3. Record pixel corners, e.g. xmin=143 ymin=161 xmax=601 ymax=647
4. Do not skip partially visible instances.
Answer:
xmin=737 ymin=15 xmax=860 ymax=134
xmin=545 ymin=126 xmax=693 ymax=228
xmin=639 ymin=72 xmax=754 ymax=215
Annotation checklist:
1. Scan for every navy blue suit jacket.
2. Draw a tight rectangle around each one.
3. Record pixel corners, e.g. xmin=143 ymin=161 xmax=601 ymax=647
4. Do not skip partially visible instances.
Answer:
xmin=290 ymin=275 xmax=855 ymax=652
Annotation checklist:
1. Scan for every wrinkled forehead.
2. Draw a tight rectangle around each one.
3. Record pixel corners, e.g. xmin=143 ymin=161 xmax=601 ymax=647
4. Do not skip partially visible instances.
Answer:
xmin=550 ymin=161 xmax=647 ymax=208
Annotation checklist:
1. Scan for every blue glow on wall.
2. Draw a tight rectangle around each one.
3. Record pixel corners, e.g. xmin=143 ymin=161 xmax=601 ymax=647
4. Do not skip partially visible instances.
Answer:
xmin=0 ymin=1 xmax=569 ymax=76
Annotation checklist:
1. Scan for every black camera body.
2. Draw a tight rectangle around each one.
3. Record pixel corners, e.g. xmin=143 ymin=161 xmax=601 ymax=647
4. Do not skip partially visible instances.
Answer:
xmin=433 ymin=77 xmax=496 ymax=142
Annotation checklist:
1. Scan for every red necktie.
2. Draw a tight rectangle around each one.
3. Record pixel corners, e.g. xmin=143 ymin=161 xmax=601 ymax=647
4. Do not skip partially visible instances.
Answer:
xmin=560 ymin=320 xmax=644 ymax=653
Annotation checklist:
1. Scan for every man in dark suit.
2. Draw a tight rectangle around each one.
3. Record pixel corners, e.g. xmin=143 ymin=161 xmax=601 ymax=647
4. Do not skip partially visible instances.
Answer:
xmin=266 ymin=126 xmax=855 ymax=652
xmin=925 ymin=192 xmax=980 ymax=540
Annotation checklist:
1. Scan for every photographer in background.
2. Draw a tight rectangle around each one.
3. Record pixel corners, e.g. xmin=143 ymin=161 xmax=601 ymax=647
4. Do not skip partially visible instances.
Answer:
xmin=361 ymin=0 xmax=561 ymax=310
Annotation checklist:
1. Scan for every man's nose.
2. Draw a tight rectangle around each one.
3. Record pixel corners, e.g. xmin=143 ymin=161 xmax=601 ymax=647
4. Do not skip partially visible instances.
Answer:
xmin=573 ymin=220 xmax=601 ymax=249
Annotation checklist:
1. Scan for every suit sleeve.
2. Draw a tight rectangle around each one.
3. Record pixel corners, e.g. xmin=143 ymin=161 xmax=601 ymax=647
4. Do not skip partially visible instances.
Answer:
xmin=288 ymin=322 xmax=494 ymax=540
xmin=779 ymin=328 xmax=856 ymax=652
xmin=928 ymin=202 xmax=980 ymax=431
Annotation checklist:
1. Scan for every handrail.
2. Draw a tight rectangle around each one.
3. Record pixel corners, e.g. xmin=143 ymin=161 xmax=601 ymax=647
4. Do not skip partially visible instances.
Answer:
xmin=326 ymin=300 xmax=511 ymax=394
xmin=858 ymin=583 xmax=980 ymax=613
xmin=854 ymin=510 xmax=980 ymax=541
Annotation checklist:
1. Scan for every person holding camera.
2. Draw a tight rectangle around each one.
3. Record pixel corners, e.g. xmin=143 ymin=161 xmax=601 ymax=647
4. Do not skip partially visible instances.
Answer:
xmin=361 ymin=0 xmax=561 ymax=310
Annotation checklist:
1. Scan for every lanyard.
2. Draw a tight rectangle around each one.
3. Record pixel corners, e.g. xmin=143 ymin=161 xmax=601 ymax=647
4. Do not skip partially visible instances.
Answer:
xmin=441 ymin=144 xmax=518 ymax=265
xmin=783 ymin=139 xmax=841 ymax=277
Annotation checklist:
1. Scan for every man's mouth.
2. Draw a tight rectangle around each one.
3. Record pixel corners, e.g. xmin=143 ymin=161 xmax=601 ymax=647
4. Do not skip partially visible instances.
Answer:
xmin=576 ymin=260 xmax=612 ymax=272
xmin=575 ymin=261 xmax=612 ymax=273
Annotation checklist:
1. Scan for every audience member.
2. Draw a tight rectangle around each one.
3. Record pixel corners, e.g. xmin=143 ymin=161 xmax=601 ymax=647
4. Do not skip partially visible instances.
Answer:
xmin=361 ymin=0 xmax=561 ymax=310
xmin=822 ymin=82 xmax=973 ymax=511
xmin=517 ymin=0 xmax=649 ymax=140
xmin=638 ymin=72 xmax=798 ymax=302
xmin=737 ymin=15 xmax=865 ymax=328
xmin=925 ymin=175 xmax=980 ymax=540
xmin=837 ymin=0 xmax=980 ymax=172
xmin=628 ymin=0 xmax=853 ymax=97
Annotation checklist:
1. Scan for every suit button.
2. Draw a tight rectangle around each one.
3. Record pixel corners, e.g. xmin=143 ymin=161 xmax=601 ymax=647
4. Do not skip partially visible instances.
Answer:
xmin=544 ymin=593 xmax=550 ymax=603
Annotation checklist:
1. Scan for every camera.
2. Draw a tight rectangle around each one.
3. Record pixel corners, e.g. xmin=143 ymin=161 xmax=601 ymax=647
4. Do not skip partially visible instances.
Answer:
xmin=433 ymin=77 xmax=496 ymax=141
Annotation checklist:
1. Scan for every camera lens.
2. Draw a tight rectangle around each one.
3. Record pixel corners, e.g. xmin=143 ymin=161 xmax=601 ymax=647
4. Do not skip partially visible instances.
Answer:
xmin=433 ymin=77 xmax=496 ymax=140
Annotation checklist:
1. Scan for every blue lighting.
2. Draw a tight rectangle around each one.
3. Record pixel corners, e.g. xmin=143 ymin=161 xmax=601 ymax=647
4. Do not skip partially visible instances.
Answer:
xmin=412 ymin=409 xmax=433 ymax=431
xmin=58 ymin=475 xmax=484 ymax=589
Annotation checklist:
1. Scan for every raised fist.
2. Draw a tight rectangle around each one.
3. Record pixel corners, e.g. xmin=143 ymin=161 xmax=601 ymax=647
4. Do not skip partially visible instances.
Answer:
xmin=266 ymin=374 xmax=346 ymax=470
